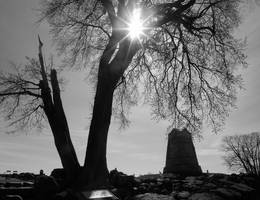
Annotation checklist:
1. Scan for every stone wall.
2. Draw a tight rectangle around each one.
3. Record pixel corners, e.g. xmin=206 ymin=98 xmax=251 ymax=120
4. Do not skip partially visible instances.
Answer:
xmin=109 ymin=171 xmax=260 ymax=200
xmin=131 ymin=173 xmax=259 ymax=200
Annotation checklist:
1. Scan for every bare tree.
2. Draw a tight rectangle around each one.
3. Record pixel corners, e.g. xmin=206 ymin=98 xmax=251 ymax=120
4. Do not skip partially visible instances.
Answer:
xmin=0 ymin=38 xmax=80 ymax=183
xmin=0 ymin=0 xmax=246 ymax=190
xmin=222 ymin=132 xmax=260 ymax=176
xmin=39 ymin=0 xmax=247 ymax=189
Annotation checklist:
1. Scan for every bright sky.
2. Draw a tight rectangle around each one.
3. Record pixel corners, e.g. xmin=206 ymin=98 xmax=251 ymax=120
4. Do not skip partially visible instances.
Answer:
xmin=0 ymin=0 xmax=260 ymax=176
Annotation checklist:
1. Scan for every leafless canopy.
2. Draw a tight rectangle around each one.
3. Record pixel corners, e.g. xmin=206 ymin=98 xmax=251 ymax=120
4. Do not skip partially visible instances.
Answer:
xmin=0 ymin=47 xmax=64 ymax=132
xmin=40 ymin=0 xmax=247 ymax=134
xmin=0 ymin=58 xmax=45 ymax=131
xmin=222 ymin=132 xmax=260 ymax=176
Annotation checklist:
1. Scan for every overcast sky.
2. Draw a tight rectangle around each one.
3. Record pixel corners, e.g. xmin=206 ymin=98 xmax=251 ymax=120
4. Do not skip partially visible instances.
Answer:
xmin=0 ymin=0 xmax=260 ymax=175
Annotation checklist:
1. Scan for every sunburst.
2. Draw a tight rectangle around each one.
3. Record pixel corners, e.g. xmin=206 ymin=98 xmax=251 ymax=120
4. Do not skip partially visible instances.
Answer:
xmin=127 ymin=8 xmax=145 ymax=40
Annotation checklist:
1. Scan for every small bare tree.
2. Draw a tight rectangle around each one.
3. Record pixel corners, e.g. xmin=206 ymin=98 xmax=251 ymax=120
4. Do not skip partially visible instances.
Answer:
xmin=222 ymin=132 xmax=260 ymax=176
xmin=0 ymin=37 xmax=80 ymax=183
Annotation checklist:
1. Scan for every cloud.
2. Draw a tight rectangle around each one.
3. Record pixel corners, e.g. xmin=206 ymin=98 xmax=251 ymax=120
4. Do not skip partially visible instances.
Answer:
xmin=0 ymin=134 xmax=62 ymax=174
xmin=197 ymin=148 xmax=224 ymax=156
xmin=127 ymin=152 xmax=161 ymax=161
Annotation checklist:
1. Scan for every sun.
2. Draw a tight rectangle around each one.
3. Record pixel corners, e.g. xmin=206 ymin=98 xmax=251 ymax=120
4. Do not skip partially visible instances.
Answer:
xmin=127 ymin=8 xmax=144 ymax=39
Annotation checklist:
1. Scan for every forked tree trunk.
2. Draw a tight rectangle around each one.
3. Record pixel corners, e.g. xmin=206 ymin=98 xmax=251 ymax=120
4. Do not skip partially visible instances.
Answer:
xmin=40 ymin=70 xmax=81 ymax=184
xmin=38 ymin=38 xmax=80 ymax=183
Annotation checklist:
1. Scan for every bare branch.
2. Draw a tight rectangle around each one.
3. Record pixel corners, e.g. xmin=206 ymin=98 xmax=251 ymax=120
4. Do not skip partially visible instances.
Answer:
xmin=222 ymin=132 xmax=260 ymax=176
xmin=39 ymin=0 xmax=246 ymax=135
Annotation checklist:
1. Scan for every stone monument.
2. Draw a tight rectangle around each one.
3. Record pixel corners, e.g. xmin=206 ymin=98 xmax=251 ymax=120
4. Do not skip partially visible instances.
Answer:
xmin=163 ymin=128 xmax=202 ymax=175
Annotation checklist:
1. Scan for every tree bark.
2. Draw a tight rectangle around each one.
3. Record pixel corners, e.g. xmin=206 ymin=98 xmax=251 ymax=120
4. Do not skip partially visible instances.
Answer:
xmin=77 ymin=37 xmax=140 ymax=189
xmin=38 ymin=38 xmax=80 ymax=183
xmin=51 ymin=70 xmax=81 ymax=182
xmin=39 ymin=70 xmax=81 ymax=184
xmin=77 ymin=62 xmax=120 ymax=189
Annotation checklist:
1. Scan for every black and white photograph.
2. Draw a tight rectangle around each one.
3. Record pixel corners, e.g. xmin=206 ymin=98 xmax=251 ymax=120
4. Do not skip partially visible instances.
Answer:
xmin=0 ymin=0 xmax=260 ymax=199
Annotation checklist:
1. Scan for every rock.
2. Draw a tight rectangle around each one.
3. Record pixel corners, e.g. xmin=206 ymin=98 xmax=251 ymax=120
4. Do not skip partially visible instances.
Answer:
xmin=18 ymin=173 xmax=35 ymax=181
xmin=208 ymin=173 xmax=226 ymax=179
xmin=183 ymin=182 xmax=200 ymax=191
xmin=177 ymin=191 xmax=191 ymax=198
xmin=163 ymin=173 xmax=179 ymax=179
xmin=112 ymin=173 xmax=259 ymax=200
xmin=156 ymin=181 xmax=163 ymax=186
xmin=163 ymin=128 xmax=202 ymax=176
xmin=211 ymin=188 xmax=242 ymax=199
xmin=156 ymin=178 xmax=164 ymax=183
xmin=109 ymin=169 xmax=136 ymax=198
xmin=218 ymin=178 xmax=237 ymax=185
xmin=5 ymin=195 xmax=23 ymax=200
xmin=133 ymin=193 xmax=175 ymax=200
xmin=51 ymin=168 xmax=66 ymax=181
xmin=243 ymin=176 xmax=256 ymax=186
xmin=226 ymin=174 xmax=242 ymax=183
xmin=231 ymin=183 xmax=255 ymax=193
xmin=53 ymin=190 xmax=71 ymax=200
xmin=203 ymin=183 xmax=217 ymax=189
xmin=194 ymin=180 xmax=203 ymax=185
xmin=171 ymin=191 xmax=178 ymax=198
xmin=189 ymin=192 xmax=224 ymax=200
xmin=110 ymin=169 xmax=135 ymax=187
xmin=185 ymin=176 xmax=196 ymax=182
xmin=160 ymin=188 xmax=170 ymax=194
xmin=138 ymin=174 xmax=162 ymax=182
xmin=183 ymin=176 xmax=203 ymax=190
xmin=111 ymin=187 xmax=132 ymax=199
xmin=172 ymin=182 xmax=182 ymax=191
xmin=34 ymin=175 xmax=59 ymax=199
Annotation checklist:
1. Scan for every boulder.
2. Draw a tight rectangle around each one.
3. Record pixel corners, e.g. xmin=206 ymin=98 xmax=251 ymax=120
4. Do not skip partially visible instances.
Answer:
xmin=51 ymin=168 xmax=66 ymax=181
xmin=109 ymin=169 xmax=136 ymax=199
xmin=189 ymin=192 xmax=224 ymax=200
xmin=4 ymin=195 xmax=23 ymax=200
xmin=231 ymin=183 xmax=254 ymax=193
xmin=177 ymin=191 xmax=191 ymax=198
xmin=34 ymin=175 xmax=59 ymax=199
xmin=133 ymin=193 xmax=175 ymax=200
xmin=211 ymin=188 xmax=242 ymax=199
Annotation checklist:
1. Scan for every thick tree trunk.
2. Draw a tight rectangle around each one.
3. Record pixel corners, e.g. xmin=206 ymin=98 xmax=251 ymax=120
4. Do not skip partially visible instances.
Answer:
xmin=77 ymin=62 xmax=120 ymax=189
xmin=76 ymin=37 xmax=140 ymax=189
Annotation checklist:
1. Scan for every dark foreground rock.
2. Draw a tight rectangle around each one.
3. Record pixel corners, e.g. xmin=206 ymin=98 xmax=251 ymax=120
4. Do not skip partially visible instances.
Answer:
xmin=34 ymin=175 xmax=60 ymax=200
xmin=1 ymin=171 xmax=259 ymax=200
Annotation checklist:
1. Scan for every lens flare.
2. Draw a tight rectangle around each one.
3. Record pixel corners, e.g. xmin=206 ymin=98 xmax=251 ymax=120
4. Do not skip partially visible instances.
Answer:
xmin=128 ymin=8 xmax=144 ymax=39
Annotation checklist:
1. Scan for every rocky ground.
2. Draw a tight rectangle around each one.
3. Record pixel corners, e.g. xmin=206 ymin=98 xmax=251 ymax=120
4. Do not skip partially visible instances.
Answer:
xmin=0 ymin=171 xmax=259 ymax=200
xmin=109 ymin=170 xmax=260 ymax=200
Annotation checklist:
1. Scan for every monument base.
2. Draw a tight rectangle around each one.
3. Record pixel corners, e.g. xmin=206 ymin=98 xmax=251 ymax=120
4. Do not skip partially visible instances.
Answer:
xmin=163 ymin=128 xmax=203 ymax=176
xmin=163 ymin=165 xmax=202 ymax=176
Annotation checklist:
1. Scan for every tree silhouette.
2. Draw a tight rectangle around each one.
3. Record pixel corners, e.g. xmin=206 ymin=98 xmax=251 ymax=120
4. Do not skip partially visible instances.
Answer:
xmin=222 ymin=132 xmax=260 ymax=176
xmin=0 ymin=38 xmax=80 ymax=183
xmin=0 ymin=0 xmax=247 ymax=190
